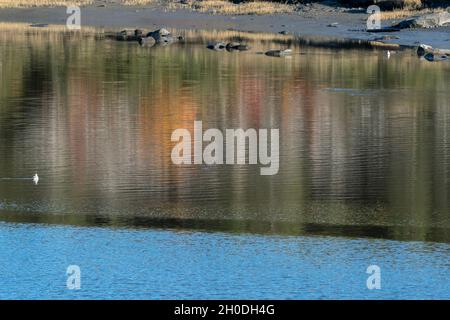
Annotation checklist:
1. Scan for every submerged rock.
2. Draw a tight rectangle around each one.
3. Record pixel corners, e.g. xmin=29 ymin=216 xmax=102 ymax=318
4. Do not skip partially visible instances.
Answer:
xmin=207 ymin=41 xmax=226 ymax=51
xmin=30 ymin=23 xmax=49 ymax=28
xmin=417 ymin=44 xmax=450 ymax=62
xmin=138 ymin=36 xmax=156 ymax=47
xmin=135 ymin=29 xmax=144 ymax=38
xmin=109 ymin=27 xmax=181 ymax=47
xmin=157 ymin=36 xmax=176 ymax=45
xmin=393 ymin=12 xmax=450 ymax=29
xmin=147 ymin=28 xmax=171 ymax=41
xmin=116 ymin=29 xmax=143 ymax=41
xmin=146 ymin=28 xmax=182 ymax=45
xmin=265 ymin=49 xmax=292 ymax=57
xmin=417 ymin=44 xmax=434 ymax=57
xmin=225 ymin=42 xmax=250 ymax=51
xmin=423 ymin=53 xmax=450 ymax=62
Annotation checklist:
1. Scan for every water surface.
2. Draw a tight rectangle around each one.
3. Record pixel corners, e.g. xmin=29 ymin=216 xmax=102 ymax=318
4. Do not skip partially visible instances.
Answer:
xmin=1 ymin=27 xmax=450 ymax=242
xmin=0 ymin=26 xmax=449 ymax=299
xmin=0 ymin=221 xmax=449 ymax=299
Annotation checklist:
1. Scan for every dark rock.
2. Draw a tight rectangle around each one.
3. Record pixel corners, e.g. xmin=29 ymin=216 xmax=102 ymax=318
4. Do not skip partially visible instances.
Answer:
xmin=147 ymin=28 xmax=171 ymax=41
xmin=417 ymin=44 xmax=450 ymax=58
xmin=116 ymin=29 xmax=141 ymax=41
xmin=146 ymin=28 xmax=181 ymax=45
xmin=393 ymin=12 xmax=450 ymax=29
xmin=207 ymin=41 xmax=226 ymax=51
xmin=138 ymin=36 xmax=156 ymax=47
xmin=225 ymin=42 xmax=250 ymax=51
xmin=226 ymin=41 xmax=240 ymax=49
xmin=135 ymin=29 xmax=143 ymax=37
xmin=159 ymin=36 xmax=176 ymax=45
xmin=30 ymin=23 xmax=49 ymax=28
xmin=417 ymin=44 xmax=433 ymax=56
xmin=423 ymin=52 xmax=450 ymax=62
xmin=265 ymin=49 xmax=292 ymax=57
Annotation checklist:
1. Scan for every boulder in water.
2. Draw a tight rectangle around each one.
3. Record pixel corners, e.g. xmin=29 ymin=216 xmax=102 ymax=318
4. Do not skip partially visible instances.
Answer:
xmin=134 ymin=29 xmax=144 ymax=38
xmin=116 ymin=29 xmax=143 ymax=41
xmin=207 ymin=41 xmax=226 ymax=51
xmin=265 ymin=49 xmax=292 ymax=57
xmin=417 ymin=44 xmax=450 ymax=62
xmin=146 ymin=28 xmax=182 ymax=45
xmin=139 ymin=36 xmax=156 ymax=47
xmin=423 ymin=53 xmax=450 ymax=62
xmin=225 ymin=42 xmax=250 ymax=51
xmin=147 ymin=28 xmax=171 ymax=41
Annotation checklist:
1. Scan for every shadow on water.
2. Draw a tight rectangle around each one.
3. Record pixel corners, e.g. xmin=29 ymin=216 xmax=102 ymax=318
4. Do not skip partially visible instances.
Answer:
xmin=0 ymin=210 xmax=449 ymax=243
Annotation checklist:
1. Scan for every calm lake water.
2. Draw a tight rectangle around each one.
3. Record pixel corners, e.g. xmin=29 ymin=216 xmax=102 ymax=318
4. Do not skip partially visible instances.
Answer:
xmin=0 ymin=27 xmax=449 ymax=299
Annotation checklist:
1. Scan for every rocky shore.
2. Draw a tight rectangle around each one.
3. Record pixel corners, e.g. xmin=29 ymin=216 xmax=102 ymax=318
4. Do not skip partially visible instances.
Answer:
xmin=0 ymin=1 xmax=449 ymax=48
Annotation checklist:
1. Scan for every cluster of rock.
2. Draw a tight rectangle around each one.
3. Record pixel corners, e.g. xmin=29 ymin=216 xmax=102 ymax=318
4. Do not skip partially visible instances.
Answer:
xmin=417 ymin=44 xmax=450 ymax=62
xmin=110 ymin=27 xmax=293 ymax=57
xmin=392 ymin=12 xmax=450 ymax=29
xmin=207 ymin=41 xmax=250 ymax=52
xmin=206 ymin=41 xmax=293 ymax=57
xmin=114 ymin=28 xmax=183 ymax=47
xmin=264 ymin=49 xmax=292 ymax=57
xmin=366 ymin=11 xmax=450 ymax=32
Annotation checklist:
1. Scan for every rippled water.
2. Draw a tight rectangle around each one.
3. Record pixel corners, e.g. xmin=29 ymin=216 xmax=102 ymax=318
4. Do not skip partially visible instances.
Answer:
xmin=0 ymin=26 xmax=449 ymax=299
xmin=0 ymin=221 xmax=449 ymax=299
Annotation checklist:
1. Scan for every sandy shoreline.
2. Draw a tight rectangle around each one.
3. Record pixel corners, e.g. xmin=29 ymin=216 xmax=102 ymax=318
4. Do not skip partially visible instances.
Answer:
xmin=0 ymin=3 xmax=449 ymax=49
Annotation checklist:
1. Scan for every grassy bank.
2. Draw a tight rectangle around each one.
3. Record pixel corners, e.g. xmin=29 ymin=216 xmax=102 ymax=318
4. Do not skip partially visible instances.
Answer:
xmin=0 ymin=0 xmax=448 ymax=17
xmin=174 ymin=0 xmax=294 ymax=15
xmin=380 ymin=7 xmax=444 ymax=19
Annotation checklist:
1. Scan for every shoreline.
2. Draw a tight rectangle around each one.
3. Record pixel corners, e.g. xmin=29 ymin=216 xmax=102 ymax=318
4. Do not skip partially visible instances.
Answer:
xmin=0 ymin=4 xmax=449 ymax=49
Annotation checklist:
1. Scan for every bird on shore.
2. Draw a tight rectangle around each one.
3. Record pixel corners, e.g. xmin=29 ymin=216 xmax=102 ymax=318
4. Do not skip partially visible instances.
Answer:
xmin=33 ymin=173 xmax=39 ymax=185
xmin=386 ymin=50 xmax=391 ymax=59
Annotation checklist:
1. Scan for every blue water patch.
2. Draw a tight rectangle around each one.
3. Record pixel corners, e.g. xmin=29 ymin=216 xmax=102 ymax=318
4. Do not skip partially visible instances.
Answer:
xmin=0 ymin=221 xmax=448 ymax=299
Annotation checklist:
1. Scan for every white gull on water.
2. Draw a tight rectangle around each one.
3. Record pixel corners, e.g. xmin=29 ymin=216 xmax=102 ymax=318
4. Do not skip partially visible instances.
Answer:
xmin=0 ymin=173 xmax=39 ymax=185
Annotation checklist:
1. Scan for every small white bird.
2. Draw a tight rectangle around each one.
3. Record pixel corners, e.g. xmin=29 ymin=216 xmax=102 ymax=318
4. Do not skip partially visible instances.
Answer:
xmin=386 ymin=50 xmax=391 ymax=59
xmin=33 ymin=173 xmax=39 ymax=185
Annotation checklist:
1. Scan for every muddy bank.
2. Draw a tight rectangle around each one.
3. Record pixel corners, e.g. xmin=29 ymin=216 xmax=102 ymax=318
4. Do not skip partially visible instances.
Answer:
xmin=0 ymin=3 xmax=449 ymax=49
